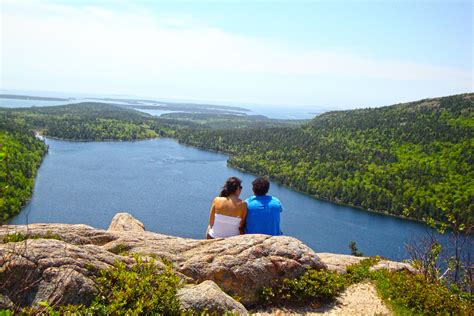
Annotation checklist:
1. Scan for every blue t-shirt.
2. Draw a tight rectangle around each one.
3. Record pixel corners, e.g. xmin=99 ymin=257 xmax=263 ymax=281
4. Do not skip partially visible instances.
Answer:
xmin=245 ymin=195 xmax=282 ymax=235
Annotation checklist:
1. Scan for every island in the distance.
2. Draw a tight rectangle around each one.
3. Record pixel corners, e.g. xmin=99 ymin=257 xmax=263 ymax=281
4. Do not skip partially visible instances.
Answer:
xmin=0 ymin=94 xmax=72 ymax=101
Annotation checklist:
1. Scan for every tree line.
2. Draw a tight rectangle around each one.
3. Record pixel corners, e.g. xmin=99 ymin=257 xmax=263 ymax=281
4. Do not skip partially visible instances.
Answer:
xmin=174 ymin=94 xmax=473 ymax=229
xmin=1 ymin=95 xmax=472 ymax=230
xmin=0 ymin=122 xmax=47 ymax=222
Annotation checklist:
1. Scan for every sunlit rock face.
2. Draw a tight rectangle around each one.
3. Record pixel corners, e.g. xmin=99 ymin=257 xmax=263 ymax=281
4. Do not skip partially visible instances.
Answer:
xmin=0 ymin=212 xmax=326 ymax=308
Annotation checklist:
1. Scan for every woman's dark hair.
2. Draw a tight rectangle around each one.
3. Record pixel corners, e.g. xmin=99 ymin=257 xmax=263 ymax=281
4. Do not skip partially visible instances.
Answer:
xmin=219 ymin=177 xmax=243 ymax=197
xmin=252 ymin=176 xmax=270 ymax=196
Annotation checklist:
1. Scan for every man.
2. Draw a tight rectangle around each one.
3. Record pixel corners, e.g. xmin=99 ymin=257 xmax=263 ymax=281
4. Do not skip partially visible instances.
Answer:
xmin=245 ymin=176 xmax=282 ymax=235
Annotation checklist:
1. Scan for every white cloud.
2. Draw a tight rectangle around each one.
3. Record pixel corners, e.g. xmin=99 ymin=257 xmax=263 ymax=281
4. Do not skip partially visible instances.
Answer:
xmin=1 ymin=0 xmax=471 ymax=105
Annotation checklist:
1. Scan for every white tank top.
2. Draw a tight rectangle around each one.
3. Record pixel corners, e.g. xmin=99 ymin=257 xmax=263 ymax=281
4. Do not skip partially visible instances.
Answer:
xmin=208 ymin=214 xmax=241 ymax=238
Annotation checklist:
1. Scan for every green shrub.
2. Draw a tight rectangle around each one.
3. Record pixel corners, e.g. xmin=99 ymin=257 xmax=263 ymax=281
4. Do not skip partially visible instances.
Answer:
xmin=2 ymin=232 xmax=28 ymax=243
xmin=258 ymin=258 xmax=382 ymax=306
xmin=2 ymin=231 xmax=62 ymax=243
xmin=349 ymin=241 xmax=364 ymax=257
xmin=345 ymin=257 xmax=379 ymax=284
xmin=258 ymin=256 xmax=473 ymax=315
xmin=259 ymin=269 xmax=348 ymax=304
xmin=373 ymin=269 xmax=473 ymax=315
xmin=108 ymin=243 xmax=130 ymax=255
xmin=88 ymin=257 xmax=182 ymax=315
xmin=16 ymin=257 xmax=183 ymax=315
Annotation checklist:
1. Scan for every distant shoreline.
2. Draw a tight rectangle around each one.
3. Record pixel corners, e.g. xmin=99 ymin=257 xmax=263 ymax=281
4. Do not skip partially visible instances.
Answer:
xmin=0 ymin=94 xmax=71 ymax=101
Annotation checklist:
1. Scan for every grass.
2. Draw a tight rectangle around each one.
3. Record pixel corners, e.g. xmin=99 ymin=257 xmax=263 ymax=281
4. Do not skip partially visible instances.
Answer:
xmin=2 ymin=231 xmax=62 ymax=243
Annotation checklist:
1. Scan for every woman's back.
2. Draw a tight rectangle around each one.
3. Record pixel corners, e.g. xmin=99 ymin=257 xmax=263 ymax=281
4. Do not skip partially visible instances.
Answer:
xmin=208 ymin=196 xmax=247 ymax=238
xmin=213 ymin=197 xmax=247 ymax=217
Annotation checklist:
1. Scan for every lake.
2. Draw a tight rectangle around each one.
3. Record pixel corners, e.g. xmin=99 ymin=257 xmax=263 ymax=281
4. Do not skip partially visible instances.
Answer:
xmin=10 ymin=137 xmax=458 ymax=261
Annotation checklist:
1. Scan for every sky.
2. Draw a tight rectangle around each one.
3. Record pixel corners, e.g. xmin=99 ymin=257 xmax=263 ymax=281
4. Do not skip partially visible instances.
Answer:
xmin=1 ymin=0 xmax=472 ymax=109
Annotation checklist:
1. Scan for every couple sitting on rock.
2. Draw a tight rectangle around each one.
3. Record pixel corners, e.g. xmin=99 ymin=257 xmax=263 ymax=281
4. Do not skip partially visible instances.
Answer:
xmin=206 ymin=176 xmax=282 ymax=239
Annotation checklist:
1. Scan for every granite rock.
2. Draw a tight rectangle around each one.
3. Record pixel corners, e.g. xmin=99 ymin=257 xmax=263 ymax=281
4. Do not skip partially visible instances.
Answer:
xmin=178 ymin=280 xmax=248 ymax=314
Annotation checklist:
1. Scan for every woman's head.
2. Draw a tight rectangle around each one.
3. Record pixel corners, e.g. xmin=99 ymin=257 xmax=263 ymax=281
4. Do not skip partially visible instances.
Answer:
xmin=219 ymin=177 xmax=243 ymax=197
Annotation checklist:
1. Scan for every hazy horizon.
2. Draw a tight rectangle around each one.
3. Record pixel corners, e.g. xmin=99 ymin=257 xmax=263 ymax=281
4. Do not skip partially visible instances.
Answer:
xmin=1 ymin=0 xmax=472 ymax=110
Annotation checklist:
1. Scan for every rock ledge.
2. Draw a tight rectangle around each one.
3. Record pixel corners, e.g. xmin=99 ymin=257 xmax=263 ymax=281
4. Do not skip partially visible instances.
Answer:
xmin=0 ymin=213 xmax=326 ymax=309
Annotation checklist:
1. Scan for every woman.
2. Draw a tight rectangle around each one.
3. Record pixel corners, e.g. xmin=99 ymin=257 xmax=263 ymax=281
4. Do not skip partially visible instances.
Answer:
xmin=207 ymin=177 xmax=247 ymax=238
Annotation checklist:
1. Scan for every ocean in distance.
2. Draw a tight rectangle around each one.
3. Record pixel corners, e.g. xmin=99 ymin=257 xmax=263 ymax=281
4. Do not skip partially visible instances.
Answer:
xmin=0 ymin=95 xmax=320 ymax=119
xmin=10 ymin=137 xmax=459 ymax=261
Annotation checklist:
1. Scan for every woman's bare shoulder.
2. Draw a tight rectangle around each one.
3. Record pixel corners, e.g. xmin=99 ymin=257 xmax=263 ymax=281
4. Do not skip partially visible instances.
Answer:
xmin=213 ymin=196 xmax=227 ymax=205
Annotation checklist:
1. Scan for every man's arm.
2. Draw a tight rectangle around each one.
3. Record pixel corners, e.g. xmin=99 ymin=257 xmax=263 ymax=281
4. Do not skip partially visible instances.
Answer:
xmin=239 ymin=202 xmax=247 ymax=234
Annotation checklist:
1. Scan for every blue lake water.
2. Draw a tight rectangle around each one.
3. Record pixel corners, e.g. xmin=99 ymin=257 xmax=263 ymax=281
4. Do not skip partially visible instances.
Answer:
xmin=10 ymin=137 xmax=462 ymax=261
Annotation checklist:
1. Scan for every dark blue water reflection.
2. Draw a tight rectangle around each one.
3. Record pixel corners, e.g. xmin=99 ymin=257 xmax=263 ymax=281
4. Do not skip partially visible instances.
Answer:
xmin=11 ymin=138 xmax=465 ymax=261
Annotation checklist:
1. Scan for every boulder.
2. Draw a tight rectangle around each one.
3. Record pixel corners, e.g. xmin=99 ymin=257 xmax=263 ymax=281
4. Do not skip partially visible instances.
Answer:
xmin=317 ymin=253 xmax=366 ymax=274
xmin=370 ymin=260 xmax=418 ymax=274
xmin=108 ymin=212 xmax=145 ymax=232
xmin=178 ymin=280 xmax=248 ymax=315
xmin=317 ymin=253 xmax=417 ymax=275
xmin=0 ymin=214 xmax=326 ymax=307
xmin=102 ymin=232 xmax=326 ymax=305
xmin=0 ymin=238 xmax=133 ymax=308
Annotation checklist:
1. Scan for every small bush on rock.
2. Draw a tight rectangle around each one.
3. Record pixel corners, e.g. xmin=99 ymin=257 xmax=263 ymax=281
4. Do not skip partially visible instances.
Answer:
xmin=259 ymin=268 xmax=348 ymax=305
xmin=88 ymin=256 xmax=182 ymax=315
xmin=280 ymin=269 xmax=347 ymax=302
xmin=15 ymin=256 xmax=183 ymax=315
xmin=345 ymin=257 xmax=379 ymax=284
xmin=259 ymin=258 xmax=378 ymax=305
xmin=2 ymin=231 xmax=62 ymax=243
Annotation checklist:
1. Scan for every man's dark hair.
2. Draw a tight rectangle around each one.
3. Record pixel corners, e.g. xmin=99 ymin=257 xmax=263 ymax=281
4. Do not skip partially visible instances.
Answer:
xmin=252 ymin=176 xmax=270 ymax=196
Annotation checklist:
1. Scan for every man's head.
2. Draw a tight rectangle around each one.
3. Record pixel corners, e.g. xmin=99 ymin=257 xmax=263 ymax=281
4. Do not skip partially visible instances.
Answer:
xmin=252 ymin=176 xmax=270 ymax=196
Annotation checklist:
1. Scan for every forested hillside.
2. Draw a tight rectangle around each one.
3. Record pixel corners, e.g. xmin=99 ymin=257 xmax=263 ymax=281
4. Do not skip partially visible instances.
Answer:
xmin=158 ymin=112 xmax=305 ymax=129
xmin=0 ymin=102 xmax=294 ymax=221
xmin=0 ymin=103 xmax=171 ymax=141
xmin=175 ymin=94 xmax=474 ymax=228
xmin=0 ymin=103 xmax=167 ymax=221
xmin=1 ymin=95 xmax=472 ymax=228
xmin=0 ymin=125 xmax=47 ymax=222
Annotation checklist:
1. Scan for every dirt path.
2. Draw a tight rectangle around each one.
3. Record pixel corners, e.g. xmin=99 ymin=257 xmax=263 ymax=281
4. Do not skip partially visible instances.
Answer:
xmin=251 ymin=282 xmax=392 ymax=315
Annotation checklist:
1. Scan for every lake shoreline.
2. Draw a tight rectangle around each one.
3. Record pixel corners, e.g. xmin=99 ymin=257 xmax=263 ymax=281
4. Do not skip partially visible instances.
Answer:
xmin=173 ymin=139 xmax=442 ymax=230
xmin=31 ymin=135 xmax=455 ymax=233
xmin=12 ymin=136 xmax=466 ymax=260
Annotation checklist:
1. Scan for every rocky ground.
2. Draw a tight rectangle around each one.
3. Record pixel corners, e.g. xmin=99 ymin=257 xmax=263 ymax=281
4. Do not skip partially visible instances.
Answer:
xmin=0 ymin=213 xmax=414 ymax=314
